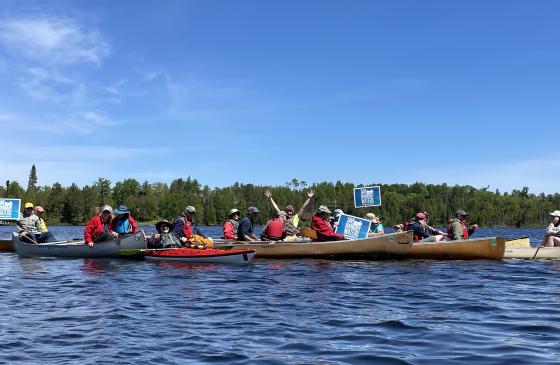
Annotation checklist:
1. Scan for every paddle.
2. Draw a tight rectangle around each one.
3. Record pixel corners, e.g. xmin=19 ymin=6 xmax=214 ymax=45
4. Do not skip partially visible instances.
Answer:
xmin=532 ymin=243 xmax=544 ymax=259
xmin=299 ymin=227 xmax=317 ymax=240
xmin=20 ymin=234 xmax=39 ymax=245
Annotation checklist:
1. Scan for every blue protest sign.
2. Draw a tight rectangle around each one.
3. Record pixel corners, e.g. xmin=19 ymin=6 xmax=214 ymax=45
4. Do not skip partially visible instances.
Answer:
xmin=353 ymin=186 xmax=381 ymax=208
xmin=335 ymin=214 xmax=372 ymax=240
xmin=0 ymin=198 xmax=21 ymax=220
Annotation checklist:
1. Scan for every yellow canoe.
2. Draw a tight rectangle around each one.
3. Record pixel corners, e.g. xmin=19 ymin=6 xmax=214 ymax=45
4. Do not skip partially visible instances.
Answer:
xmin=214 ymin=232 xmax=413 ymax=259
xmin=407 ymin=237 xmax=506 ymax=260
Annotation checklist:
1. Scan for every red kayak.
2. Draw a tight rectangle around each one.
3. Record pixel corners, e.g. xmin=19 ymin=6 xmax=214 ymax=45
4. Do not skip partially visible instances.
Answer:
xmin=143 ymin=247 xmax=256 ymax=264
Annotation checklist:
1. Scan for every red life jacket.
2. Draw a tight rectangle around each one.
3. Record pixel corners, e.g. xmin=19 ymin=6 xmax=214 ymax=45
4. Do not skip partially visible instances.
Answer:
xmin=403 ymin=220 xmax=410 ymax=231
xmin=265 ymin=218 xmax=283 ymax=240
xmin=446 ymin=219 xmax=469 ymax=240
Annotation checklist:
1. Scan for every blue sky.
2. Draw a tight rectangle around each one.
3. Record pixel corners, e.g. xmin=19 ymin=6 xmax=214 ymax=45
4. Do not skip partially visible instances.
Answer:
xmin=0 ymin=1 xmax=558 ymax=193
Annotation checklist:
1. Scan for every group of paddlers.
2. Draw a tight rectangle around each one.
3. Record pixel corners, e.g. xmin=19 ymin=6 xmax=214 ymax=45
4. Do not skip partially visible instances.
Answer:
xmin=16 ymin=192 xmax=560 ymax=247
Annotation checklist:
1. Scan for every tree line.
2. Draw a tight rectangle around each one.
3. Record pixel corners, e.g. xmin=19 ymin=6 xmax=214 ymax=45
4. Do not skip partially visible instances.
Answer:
xmin=3 ymin=165 xmax=559 ymax=227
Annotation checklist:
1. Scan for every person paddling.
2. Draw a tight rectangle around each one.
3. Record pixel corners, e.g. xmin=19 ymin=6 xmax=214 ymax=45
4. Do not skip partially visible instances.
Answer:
xmin=408 ymin=212 xmax=446 ymax=242
xmin=17 ymin=202 xmax=42 ymax=243
xmin=84 ymin=205 xmax=119 ymax=247
xmin=447 ymin=210 xmax=478 ymax=240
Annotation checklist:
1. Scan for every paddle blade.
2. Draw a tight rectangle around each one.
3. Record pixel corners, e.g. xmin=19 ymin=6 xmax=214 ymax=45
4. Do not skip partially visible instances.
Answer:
xmin=299 ymin=227 xmax=317 ymax=240
xmin=119 ymin=248 xmax=144 ymax=256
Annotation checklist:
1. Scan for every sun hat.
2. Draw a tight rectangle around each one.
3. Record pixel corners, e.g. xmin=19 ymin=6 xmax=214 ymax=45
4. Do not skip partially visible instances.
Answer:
xmin=415 ymin=212 xmax=426 ymax=220
xmin=318 ymin=205 xmax=332 ymax=214
xmin=455 ymin=210 xmax=468 ymax=217
xmin=185 ymin=206 xmax=196 ymax=213
xmin=114 ymin=205 xmax=130 ymax=215
xmin=247 ymin=206 xmax=260 ymax=213
xmin=549 ymin=210 xmax=560 ymax=217
xmin=100 ymin=205 xmax=113 ymax=215
xmin=365 ymin=212 xmax=380 ymax=223
xmin=333 ymin=209 xmax=343 ymax=217
xmin=229 ymin=208 xmax=240 ymax=217
xmin=24 ymin=202 xmax=34 ymax=209
xmin=155 ymin=219 xmax=173 ymax=232
xmin=34 ymin=206 xmax=45 ymax=213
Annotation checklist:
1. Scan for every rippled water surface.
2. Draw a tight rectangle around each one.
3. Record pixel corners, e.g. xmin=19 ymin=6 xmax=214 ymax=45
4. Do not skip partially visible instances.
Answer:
xmin=1 ymin=226 xmax=559 ymax=364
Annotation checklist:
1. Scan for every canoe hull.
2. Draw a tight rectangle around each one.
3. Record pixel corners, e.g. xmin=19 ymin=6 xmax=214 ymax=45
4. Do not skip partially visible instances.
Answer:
xmin=13 ymin=231 xmax=147 ymax=258
xmin=504 ymin=247 xmax=560 ymax=259
xmin=408 ymin=237 xmax=506 ymax=260
xmin=144 ymin=248 xmax=255 ymax=264
xmin=0 ymin=238 xmax=13 ymax=252
xmin=214 ymin=232 xmax=413 ymax=259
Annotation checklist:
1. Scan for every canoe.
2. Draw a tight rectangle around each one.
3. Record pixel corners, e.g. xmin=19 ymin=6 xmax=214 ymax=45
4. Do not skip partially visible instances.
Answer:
xmin=407 ymin=237 xmax=506 ymax=260
xmin=213 ymin=232 xmax=413 ymax=259
xmin=143 ymin=247 xmax=256 ymax=264
xmin=505 ymin=237 xmax=531 ymax=248
xmin=504 ymin=246 xmax=560 ymax=259
xmin=13 ymin=231 xmax=147 ymax=258
xmin=0 ymin=238 xmax=13 ymax=252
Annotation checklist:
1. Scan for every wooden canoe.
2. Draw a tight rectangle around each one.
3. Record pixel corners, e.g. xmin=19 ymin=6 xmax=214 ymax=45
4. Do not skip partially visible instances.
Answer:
xmin=407 ymin=237 xmax=506 ymax=260
xmin=13 ymin=231 xmax=147 ymax=258
xmin=144 ymin=247 xmax=256 ymax=264
xmin=213 ymin=232 xmax=413 ymax=259
xmin=0 ymin=238 xmax=13 ymax=252
xmin=504 ymin=246 xmax=560 ymax=259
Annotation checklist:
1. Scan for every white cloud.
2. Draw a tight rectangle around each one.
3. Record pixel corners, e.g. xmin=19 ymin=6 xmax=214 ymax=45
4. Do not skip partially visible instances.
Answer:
xmin=0 ymin=17 xmax=110 ymax=66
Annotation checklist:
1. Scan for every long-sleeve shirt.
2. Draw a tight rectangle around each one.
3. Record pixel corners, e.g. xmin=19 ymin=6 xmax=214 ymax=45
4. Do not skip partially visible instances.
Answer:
xmin=311 ymin=214 xmax=345 ymax=241
xmin=172 ymin=216 xmax=192 ymax=239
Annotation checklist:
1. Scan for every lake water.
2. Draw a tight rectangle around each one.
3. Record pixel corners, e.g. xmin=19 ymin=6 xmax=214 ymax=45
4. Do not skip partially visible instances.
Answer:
xmin=1 ymin=225 xmax=559 ymax=364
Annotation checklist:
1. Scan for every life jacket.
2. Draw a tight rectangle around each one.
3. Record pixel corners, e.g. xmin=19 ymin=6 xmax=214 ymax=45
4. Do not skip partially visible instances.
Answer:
xmin=446 ymin=218 xmax=469 ymax=240
xmin=264 ymin=218 xmax=284 ymax=240
xmin=402 ymin=220 xmax=409 ymax=231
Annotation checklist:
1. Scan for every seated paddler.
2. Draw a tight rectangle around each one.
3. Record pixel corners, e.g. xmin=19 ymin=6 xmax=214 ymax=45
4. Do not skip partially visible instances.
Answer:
xmin=17 ymin=202 xmax=42 ymax=243
xmin=408 ymin=212 xmax=445 ymax=242
xmin=261 ymin=210 xmax=288 ymax=241
xmin=110 ymin=205 xmax=139 ymax=236
xmin=543 ymin=210 xmax=560 ymax=247
xmin=311 ymin=205 xmax=345 ymax=241
xmin=147 ymin=220 xmax=181 ymax=248
xmin=365 ymin=213 xmax=385 ymax=236
xmin=84 ymin=205 xmax=119 ymax=247
xmin=447 ymin=210 xmax=478 ymax=241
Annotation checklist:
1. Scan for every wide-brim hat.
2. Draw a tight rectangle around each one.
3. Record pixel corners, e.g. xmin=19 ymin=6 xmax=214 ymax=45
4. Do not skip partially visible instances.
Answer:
xmin=365 ymin=212 xmax=380 ymax=224
xmin=114 ymin=205 xmax=130 ymax=215
xmin=455 ymin=210 xmax=468 ymax=217
xmin=318 ymin=205 xmax=332 ymax=214
xmin=156 ymin=220 xmax=173 ymax=232
xmin=549 ymin=210 xmax=560 ymax=218
xmin=229 ymin=208 xmax=240 ymax=217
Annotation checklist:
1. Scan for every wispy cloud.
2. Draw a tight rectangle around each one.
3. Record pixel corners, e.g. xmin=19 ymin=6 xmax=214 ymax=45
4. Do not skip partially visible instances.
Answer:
xmin=0 ymin=16 xmax=109 ymax=66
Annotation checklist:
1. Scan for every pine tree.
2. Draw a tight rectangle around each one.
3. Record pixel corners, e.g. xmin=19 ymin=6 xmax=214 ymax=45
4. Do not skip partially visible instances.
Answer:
xmin=27 ymin=165 xmax=38 ymax=191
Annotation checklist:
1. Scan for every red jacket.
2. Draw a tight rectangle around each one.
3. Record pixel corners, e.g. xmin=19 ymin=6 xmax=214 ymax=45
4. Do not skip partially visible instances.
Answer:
xmin=109 ymin=216 xmax=139 ymax=234
xmin=223 ymin=220 xmax=237 ymax=239
xmin=84 ymin=215 xmax=113 ymax=243
xmin=311 ymin=214 xmax=345 ymax=241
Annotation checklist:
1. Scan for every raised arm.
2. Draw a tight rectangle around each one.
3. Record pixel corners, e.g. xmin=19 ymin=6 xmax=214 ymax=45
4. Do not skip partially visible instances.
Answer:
xmin=297 ymin=190 xmax=314 ymax=217
xmin=264 ymin=190 xmax=281 ymax=214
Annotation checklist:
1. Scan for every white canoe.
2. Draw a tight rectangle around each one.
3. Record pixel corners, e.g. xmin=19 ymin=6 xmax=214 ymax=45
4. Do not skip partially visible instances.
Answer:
xmin=504 ymin=246 xmax=560 ymax=259
xmin=13 ymin=231 xmax=147 ymax=258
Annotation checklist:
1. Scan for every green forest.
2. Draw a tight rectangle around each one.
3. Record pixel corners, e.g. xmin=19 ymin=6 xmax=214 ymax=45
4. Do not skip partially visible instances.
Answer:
xmin=3 ymin=165 xmax=559 ymax=227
